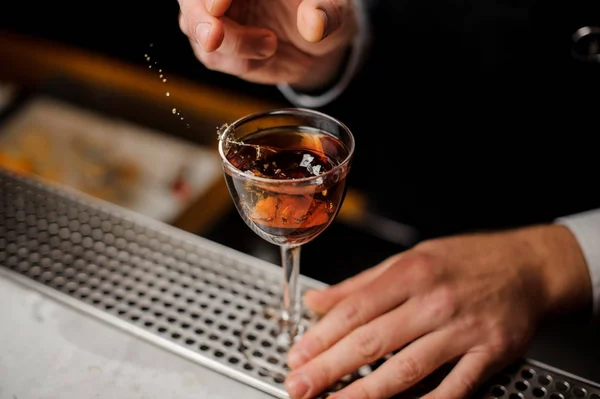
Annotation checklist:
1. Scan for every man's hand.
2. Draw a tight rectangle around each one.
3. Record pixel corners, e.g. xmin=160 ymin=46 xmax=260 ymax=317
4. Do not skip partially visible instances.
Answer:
xmin=177 ymin=0 xmax=360 ymax=90
xmin=285 ymin=225 xmax=591 ymax=399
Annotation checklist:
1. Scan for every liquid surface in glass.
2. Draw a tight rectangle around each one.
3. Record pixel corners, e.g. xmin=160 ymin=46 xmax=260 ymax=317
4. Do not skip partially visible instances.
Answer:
xmin=225 ymin=126 xmax=350 ymax=245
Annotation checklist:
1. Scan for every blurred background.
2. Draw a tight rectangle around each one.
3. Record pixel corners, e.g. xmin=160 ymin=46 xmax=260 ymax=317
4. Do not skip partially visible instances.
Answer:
xmin=1 ymin=0 xmax=600 ymax=288
xmin=0 ymin=0 xmax=412 ymax=287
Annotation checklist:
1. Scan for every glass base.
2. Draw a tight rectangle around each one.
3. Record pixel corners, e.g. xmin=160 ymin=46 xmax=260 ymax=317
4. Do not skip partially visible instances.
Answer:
xmin=240 ymin=305 xmax=317 ymax=377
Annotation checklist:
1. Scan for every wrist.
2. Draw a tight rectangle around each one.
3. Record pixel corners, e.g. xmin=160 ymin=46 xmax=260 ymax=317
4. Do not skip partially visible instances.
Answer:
xmin=512 ymin=224 xmax=592 ymax=318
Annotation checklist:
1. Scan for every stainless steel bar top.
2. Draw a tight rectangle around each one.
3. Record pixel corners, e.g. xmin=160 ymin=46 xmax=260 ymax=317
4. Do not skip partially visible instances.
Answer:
xmin=0 ymin=274 xmax=272 ymax=399
xmin=2 ymin=169 xmax=600 ymax=399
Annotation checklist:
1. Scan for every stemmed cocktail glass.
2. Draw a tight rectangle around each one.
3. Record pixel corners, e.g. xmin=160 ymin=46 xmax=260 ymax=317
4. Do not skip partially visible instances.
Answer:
xmin=217 ymin=108 xmax=354 ymax=372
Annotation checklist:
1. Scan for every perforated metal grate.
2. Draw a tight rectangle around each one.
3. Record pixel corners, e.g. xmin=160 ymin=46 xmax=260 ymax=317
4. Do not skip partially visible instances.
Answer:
xmin=477 ymin=360 xmax=600 ymax=399
xmin=1 ymin=168 xmax=600 ymax=399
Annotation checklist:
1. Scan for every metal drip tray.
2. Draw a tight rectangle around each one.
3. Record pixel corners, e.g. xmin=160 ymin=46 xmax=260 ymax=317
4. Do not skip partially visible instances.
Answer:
xmin=1 ymin=168 xmax=600 ymax=399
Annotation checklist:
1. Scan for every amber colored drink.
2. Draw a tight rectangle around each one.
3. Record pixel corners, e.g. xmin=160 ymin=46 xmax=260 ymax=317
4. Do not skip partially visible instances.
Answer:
xmin=224 ymin=126 xmax=351 ymax=246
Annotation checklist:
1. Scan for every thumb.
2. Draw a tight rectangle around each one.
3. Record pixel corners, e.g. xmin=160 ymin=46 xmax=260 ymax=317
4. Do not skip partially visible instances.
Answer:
xmin=297 ymin=0 xmax=349 ymax=42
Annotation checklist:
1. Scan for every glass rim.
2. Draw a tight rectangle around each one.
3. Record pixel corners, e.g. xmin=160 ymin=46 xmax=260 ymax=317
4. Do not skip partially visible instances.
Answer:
xmin=217 ymin=107 xmax=355 ymax=185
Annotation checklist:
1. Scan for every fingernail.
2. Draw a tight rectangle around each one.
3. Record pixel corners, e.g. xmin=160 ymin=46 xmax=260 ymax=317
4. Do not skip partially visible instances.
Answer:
xmin=286 ymin=373 xmax=310 ymax=398
xmin=286 ymin=347 xmax=308 ymax=368
xmin=207 ymin=0 xmax=215 ymax=13
xmin=257 ymin=35 xmax=276 ymax=57
xmin=195 ymin=22 xmax=212 ymax=48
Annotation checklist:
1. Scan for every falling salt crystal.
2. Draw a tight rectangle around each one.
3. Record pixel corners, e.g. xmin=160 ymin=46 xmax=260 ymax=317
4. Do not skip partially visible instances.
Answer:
xmin=159 ymin=74 xmax=163 ymax=78
xmin=186 ymin=124 xmax=190 ymax=128
xmin=159 ymin=69 xmax=162 ymax=73
xmin=144 ymin=54 xmax=148 ymax=57
xmin=149 ymin=65 xmax=152 ymax=68
xmin=180 ymin=117 xmax=184 ymax=120
xmin=150 ymin=43 xmax=154 ymax=47
xmin=172 ymin=108 xmax=177 ymax=114
xmin=166 ymin=92 xmax=170 ymax=96
xmin=162 ymin=79 xmax=167 ymax=83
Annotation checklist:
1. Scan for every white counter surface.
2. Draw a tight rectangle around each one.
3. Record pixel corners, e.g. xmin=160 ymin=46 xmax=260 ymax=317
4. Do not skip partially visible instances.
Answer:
xmin=0 ymin=273 xmax=273 ymax=399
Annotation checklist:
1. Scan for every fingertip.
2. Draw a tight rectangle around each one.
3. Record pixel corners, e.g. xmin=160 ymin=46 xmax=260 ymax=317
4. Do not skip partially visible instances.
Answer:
xmin=297 ymin=2 xmax=328 ymax=43
xmin=286 ymin=345 xmax=310 ymax=369
xmin=303 ymin=288 xmax=322 ymax=302
xmin=258 ymin=32 xmax=277 ymax=58
xmin=304 ymin=289 xmax=330 ymax=314
xmin=195 ymin=20 xmax=224 ymax=52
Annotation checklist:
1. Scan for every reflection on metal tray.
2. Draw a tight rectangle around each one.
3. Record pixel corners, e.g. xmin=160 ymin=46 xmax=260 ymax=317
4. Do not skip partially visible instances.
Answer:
xmin=1 ymin=169 xmax=599 ymax=399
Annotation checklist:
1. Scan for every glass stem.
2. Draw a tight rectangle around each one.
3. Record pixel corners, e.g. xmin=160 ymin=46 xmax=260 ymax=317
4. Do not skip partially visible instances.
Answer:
xmin=280 ymin=244 xmax=302 ymax=335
